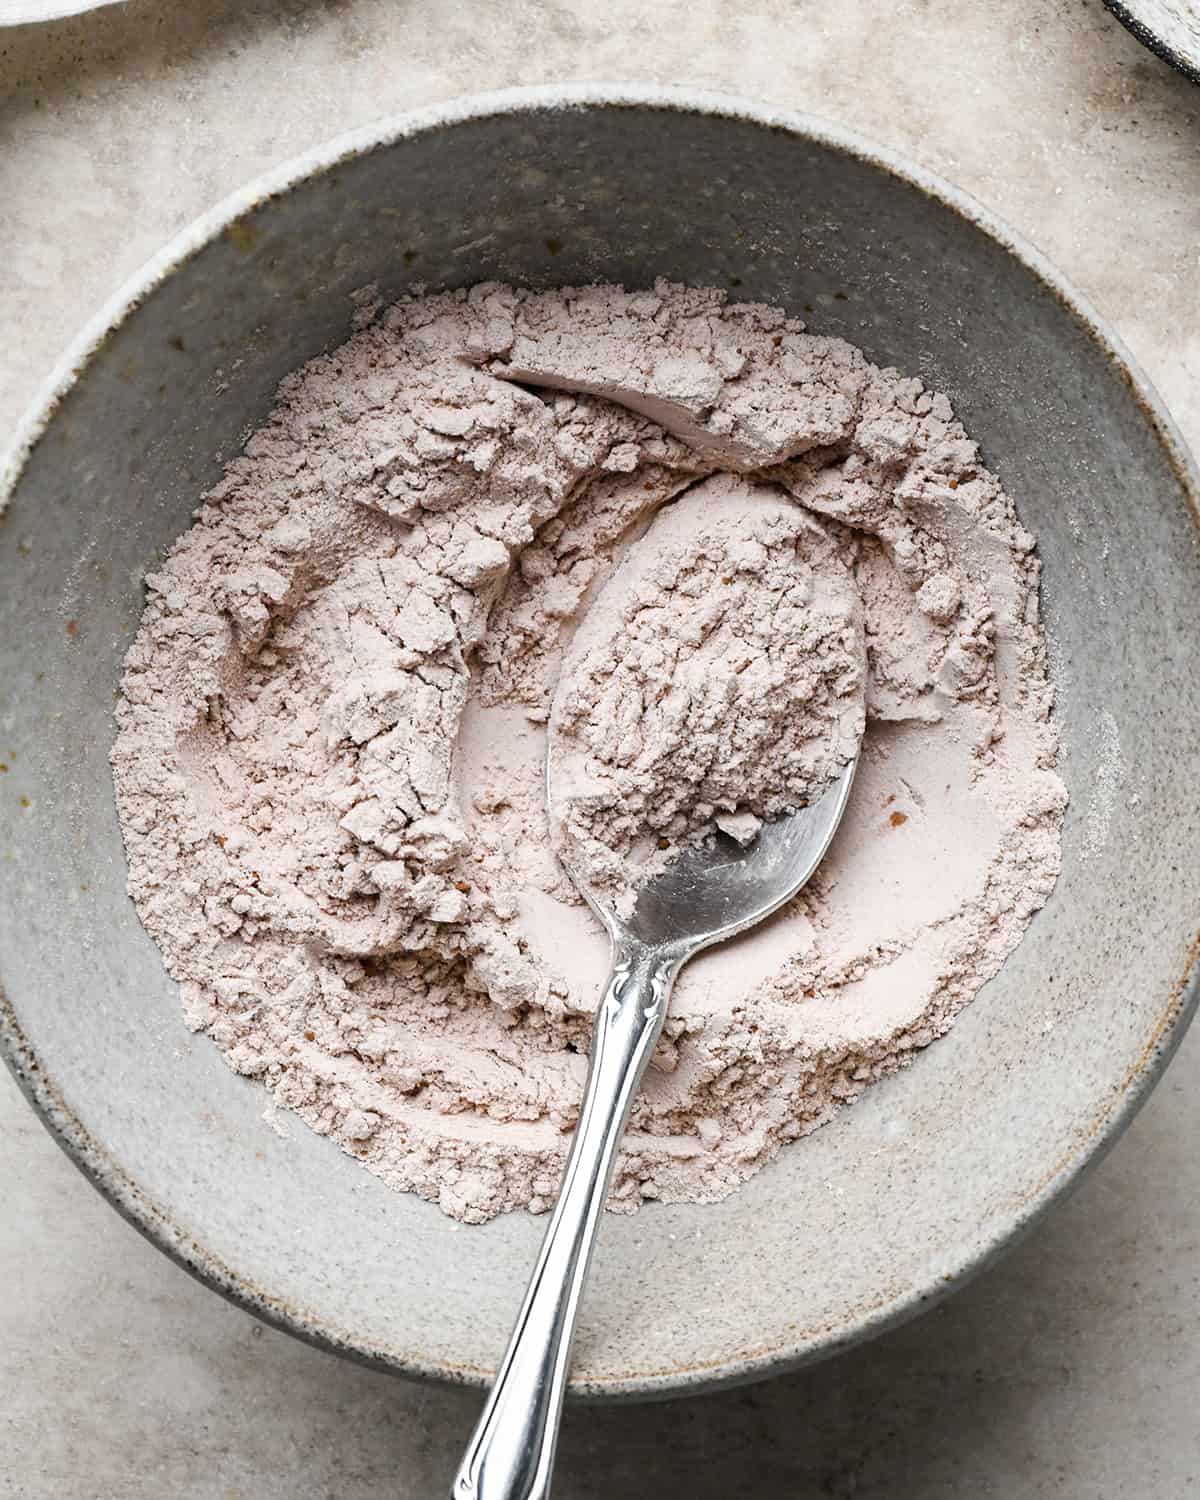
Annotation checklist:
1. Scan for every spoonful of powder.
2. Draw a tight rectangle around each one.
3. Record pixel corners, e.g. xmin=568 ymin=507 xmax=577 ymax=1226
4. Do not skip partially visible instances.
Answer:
xmin=547 ymin=472 xmax=866 ymax=913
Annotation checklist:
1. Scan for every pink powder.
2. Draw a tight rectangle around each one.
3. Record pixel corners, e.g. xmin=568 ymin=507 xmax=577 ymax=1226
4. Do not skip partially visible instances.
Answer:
xmin=111 ymin=280 xmax=1065 ymax=1224
xmin=546 ymin=472 xmax=867 ymax=909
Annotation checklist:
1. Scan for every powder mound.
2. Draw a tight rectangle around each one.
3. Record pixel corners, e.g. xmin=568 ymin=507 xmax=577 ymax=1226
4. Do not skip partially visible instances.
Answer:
xmin=491 ymin=281 xmax=864 ymax=467
xmin=548 ymin=473 xmax=866 ymax=907
xmin=111 ymin=278 xmax=1066 ymax=1225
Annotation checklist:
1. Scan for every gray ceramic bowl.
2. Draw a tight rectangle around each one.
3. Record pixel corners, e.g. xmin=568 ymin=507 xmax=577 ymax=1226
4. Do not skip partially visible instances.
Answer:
xmin=2 ymin=85 xmax=1199 ymax=1400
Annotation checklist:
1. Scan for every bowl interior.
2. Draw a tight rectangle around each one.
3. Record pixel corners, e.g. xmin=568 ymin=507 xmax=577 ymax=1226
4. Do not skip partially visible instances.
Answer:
xmin=2 ymin=93 xmax=1199 ymax=1396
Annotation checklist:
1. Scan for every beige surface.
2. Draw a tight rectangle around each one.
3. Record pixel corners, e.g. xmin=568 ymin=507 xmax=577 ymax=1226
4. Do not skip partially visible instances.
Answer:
xmin=2 ymin=1 xmax=1199 ymax=1495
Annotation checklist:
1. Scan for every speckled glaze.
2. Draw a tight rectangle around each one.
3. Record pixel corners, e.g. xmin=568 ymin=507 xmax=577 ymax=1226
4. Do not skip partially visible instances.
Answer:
xmin=1103 ymin=0 xmax=1200 ymax=83
xmin=1 ymin=85 xmax=1198 ymax=1401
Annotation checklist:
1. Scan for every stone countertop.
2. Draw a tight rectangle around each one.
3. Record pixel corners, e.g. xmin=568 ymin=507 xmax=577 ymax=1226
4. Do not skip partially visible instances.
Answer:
xmin=2 ymin=2 xmax=1198 ymax=1494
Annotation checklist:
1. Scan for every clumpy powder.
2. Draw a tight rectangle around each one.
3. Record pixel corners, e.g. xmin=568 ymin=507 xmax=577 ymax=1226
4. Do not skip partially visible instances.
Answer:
xmin=112 ymin=280 xmax=1066 ymax=1224
xmin=546 ymin=473 xmax=866 ymax=908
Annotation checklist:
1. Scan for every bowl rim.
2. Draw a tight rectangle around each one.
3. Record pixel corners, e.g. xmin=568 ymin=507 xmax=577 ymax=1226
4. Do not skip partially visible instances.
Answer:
xmin=3 ymin=81 xmax=1199 ymax=1400
xmin=1101 ymin=0 xmax=1200 ymax=85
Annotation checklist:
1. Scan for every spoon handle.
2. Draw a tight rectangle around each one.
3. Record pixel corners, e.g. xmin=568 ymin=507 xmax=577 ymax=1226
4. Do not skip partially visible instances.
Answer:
xmin=451 ymin=939 xmax=678 ymax=1500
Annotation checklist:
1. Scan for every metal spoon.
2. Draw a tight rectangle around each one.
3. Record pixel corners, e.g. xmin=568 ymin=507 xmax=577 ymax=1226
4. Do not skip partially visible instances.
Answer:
xmin=452 ymin=752 xmax=859 ymax=1500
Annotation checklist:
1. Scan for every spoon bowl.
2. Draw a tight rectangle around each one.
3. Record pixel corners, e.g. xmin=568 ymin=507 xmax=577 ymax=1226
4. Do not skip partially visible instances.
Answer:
xmin=580 ymin=758 xmax=859 ymax=954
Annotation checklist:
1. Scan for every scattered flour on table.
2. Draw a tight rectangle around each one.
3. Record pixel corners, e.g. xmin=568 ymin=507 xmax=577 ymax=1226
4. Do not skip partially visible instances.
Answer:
xmin=111 ymin=280 xmax=1066 ymax=1224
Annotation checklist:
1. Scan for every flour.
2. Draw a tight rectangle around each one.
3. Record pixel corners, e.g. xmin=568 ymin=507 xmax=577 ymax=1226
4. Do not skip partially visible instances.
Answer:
xmin=112 ymin=279 xmax=1066 ymax=1224
xmin=547 ymin=473 xmax=866 ymax=909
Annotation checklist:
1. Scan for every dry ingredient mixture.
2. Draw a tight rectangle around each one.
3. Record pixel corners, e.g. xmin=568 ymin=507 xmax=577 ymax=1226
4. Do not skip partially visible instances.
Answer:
xmin=112 ymin=280 xmax=1066 ymax=1224
xmin=546 ymin=472 xmax=867 ymax=910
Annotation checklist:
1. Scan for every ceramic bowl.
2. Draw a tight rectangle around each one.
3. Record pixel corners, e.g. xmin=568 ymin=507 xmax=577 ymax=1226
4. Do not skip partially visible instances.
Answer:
xmin=1104 ymin=0 xmax=1200 ymax=83
xmin=0 ymin=0 xmax=125 ymax=25
xmin=2 ymin=85 xmax=1199 ymax=1399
